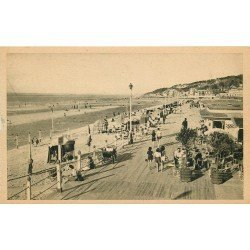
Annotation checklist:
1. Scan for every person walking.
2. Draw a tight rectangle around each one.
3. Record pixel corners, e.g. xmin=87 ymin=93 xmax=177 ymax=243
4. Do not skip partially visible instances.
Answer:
xmin=154 ymin=148 xmax=162 ymax=172
xmin=87 ymin=134 xmax=92 ymax=152
xmin=156 ymin=128 xmax=162 ymax=147
xmin=160 ymin=145 xmax=167 ymax=172
xmin=104 ymin=116 xmax=109 ymax=133
xmin=162 ymin=113 xmax=166 ymax=124
xmin=146 ymin=147 xmax=154 ymax=169
xmin=15 ymin=134 xmax=19 ymax=149
xmin=151 ymin=130 xmax=156 ymax=148
xmin=35 ymin=138 xmax=39 ymax=147
xmin=182 ymin=118 xmax=188 ymax=130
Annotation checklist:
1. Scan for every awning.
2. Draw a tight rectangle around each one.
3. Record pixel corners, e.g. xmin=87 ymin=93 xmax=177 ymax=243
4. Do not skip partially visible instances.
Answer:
xmin=233 ymin=118 xmax=243 ymax=129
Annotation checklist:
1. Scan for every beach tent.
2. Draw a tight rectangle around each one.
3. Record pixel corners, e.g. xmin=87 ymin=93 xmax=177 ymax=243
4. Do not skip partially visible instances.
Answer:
xmin=47 ymin=139 xmax=75 ymax=163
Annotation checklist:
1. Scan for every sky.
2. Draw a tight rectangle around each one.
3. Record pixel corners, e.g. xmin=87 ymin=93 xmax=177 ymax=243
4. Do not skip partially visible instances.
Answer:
xmin=7 ymin=53 xmax=242 ymax=95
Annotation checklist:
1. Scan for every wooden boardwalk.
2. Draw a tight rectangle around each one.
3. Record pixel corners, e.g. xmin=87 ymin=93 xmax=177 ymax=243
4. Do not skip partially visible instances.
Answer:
xmin=45 ymin=106 xmax=243 ymax=201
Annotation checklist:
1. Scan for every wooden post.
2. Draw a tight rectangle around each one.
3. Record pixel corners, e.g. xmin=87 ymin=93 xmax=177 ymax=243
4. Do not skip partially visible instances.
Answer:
xmin=26 ymin=176 xmax=31 ymax=200
xmin=50 ymin=129 xmax=52 ymax=140
xmin=58 ymin=143 xmax=62 ymax=162
xmin=93 ymin=145 xmax=96 ymax=160
xmin=56 ymin=163 xmax=62 ymax=192
xmin=28 ymin=132 xmax=32 ymax=159
xmin=77 ymin=150 xmax=81 ymax=171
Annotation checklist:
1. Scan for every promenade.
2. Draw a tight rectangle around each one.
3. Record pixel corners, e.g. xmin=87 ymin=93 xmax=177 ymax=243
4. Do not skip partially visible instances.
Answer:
xmin=44 ymin=104 xmax=243 ymax=200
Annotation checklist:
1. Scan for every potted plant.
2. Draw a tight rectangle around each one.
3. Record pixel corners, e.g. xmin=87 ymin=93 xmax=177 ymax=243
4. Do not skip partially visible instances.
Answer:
xmin=176 ymin=128 xmax=197 ymax=153
xmin=176 ymin=128 xmax=197 ymax=182
xmin=207 ymin=132 xmax=236 ymax=184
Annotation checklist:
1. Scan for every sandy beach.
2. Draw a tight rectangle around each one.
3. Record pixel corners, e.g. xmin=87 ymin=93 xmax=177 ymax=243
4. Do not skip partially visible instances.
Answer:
xmin=7 ymin=96 xmax=162 ymax=150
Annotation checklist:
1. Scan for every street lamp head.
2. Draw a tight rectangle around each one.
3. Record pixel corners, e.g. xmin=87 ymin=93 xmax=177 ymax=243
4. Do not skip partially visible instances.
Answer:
xmin=129 ymin=83 xmax=133 ymax=90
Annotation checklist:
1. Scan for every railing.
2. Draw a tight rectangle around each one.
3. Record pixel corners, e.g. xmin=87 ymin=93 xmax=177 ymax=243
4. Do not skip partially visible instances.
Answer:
xmin=7 ymin=130 xmax=148 ymax=200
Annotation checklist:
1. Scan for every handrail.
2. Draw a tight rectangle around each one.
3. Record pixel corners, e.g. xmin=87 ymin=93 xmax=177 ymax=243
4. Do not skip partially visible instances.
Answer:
xmin=32 ymin=181 xmax=59 ymax=200
xmin=7 ymin=127 xmax=143 ymax=200
xmin=7 ymin=166 xmax=56 ymax=182
xmin=8 ymin=186 xmax=29 ymax=200
xmin=31 ymin=174 xmax=52 ymax=187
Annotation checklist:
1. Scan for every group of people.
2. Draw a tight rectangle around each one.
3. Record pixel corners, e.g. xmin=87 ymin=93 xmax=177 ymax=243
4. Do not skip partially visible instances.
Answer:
xmin=68 ymin=155 xmax=96 ymax=182
xmin=174 ymin=147 xmax=210 ymax=170
xmin=146 ymin=145 xmax=167 ymax=172
xmin=31 ymin=137 xmax=40 ymax=147
xmin=14 ymin=130 xmax=42 ymax=149
xmin=151 ymin=128 xmax=162 ymax=147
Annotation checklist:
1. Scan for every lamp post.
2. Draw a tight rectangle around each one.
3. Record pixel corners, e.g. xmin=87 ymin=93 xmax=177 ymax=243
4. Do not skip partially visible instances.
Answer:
xmin=129 ymin=83 xmax=133 ymax=134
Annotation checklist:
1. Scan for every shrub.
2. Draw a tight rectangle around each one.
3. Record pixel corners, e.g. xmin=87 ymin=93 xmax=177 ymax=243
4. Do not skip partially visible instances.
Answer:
xmin=208 ymin=132 xmax=237 ymax=158
xmin=176 ymin=128 xmax=197 ymax=149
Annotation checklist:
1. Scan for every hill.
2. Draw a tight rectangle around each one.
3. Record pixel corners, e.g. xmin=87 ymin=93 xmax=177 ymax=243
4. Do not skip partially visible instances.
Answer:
xmin=143 ymin=74 xmax=243 ymax=96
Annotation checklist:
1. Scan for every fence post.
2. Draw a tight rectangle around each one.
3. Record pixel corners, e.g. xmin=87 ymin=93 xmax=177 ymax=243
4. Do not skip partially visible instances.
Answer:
xmin=58 ymin=143 xmax=62 ymax=162
xmin=77 ymin=150 xmax=81 ymax=171
xmin=26 ymin=176 xmax=31 ymax=200
xmin=56 ymin=162 xmax=62 ymax=192
xmin=93 ymin=145 xmax=96 ymax=159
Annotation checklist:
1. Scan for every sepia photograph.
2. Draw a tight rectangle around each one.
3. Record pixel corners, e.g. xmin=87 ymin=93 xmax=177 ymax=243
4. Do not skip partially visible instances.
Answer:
xmin=1 ymin=2 xmax=250 ymax=250
xmin=3 ymin=49 xmax=245 ymax=201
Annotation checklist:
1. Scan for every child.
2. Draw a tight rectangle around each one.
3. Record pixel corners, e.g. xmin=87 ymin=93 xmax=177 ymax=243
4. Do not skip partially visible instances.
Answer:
xmin=147 ymin=147 xmax=154 ymax=169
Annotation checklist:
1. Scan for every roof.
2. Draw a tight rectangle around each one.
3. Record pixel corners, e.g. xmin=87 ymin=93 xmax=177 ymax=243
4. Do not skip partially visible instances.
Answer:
xmin=202 ymin=99 xmax=243 ymax=111
xmin=200 ymin=109 xmax=230 ymax=120
xmin=200 ymin=109 xmax=244 ymax=128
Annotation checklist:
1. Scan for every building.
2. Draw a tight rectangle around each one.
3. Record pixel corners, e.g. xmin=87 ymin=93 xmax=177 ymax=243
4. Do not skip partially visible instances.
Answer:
xmin=228 ymin=87 xmax=243 ymax=98
xmin=200 ymin=103 xmax=243 ymax=142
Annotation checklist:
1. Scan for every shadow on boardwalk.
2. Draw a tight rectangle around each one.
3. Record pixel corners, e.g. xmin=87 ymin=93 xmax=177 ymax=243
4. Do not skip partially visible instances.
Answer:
xmin=85 ymin=164 xmax=125 ymax=178
xmin=172 ymin=191 xmax=192 ymax=200
xmin=61 ymin=174 xmax=115 ymax=200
